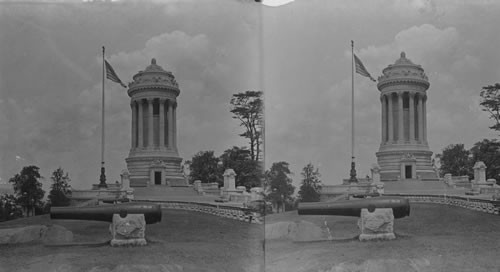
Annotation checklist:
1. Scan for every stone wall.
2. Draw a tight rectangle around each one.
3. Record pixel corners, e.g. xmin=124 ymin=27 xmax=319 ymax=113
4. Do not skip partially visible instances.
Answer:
xmin=384 ymin=193 xmax=500 ymax=215
xmin=138 ymin=200 xmax=263 ymax=224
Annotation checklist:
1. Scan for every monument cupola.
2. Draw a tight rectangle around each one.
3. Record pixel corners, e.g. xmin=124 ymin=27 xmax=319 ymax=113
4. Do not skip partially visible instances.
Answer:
xmin=125 ymin=58 xmax=186 ymax=187
xmin=375 ymin=52 xmax=438 ymax=182
xmin=128 ymin=58 xmax=180 ymax=97
xmin=377 ymin=52 xmax=429 ymax=91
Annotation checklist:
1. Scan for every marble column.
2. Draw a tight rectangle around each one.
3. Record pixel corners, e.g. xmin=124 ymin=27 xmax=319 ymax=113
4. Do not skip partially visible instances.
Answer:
xmin=417 ymin=94 xmax=423 ymax=142
xmin=387 ymin=93 xmax=393 ymax=142
xmin=423 ymin=95 xmax=427 ymax=143
xmin=131 ymin=101 xmax=137 ymax=149
xmin=167 ymin=100 xmax=174 ymax=149
xmin=409 ymin=91 xmax=415 ymax=143
xmin=173 ymin=101 xmax=177 ymax=150
xmin=159 ymin=98 xmax=165 ymax=148
xmin=148 ymin=98 xmax=154 ymax=148
xmin=381 ymin=95 xmax=387 ymax=143
xmin=397 ymin=91 xmax=404 ymax=143
xmin=137 ymin=99 xmax=143 ymax=148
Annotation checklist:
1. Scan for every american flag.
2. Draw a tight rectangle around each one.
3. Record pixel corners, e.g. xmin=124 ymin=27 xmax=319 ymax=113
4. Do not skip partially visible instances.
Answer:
xmin=105 ymin=60 xmax=126 ymax=88
xmin=354 ymin=54 xmax=376 ymax=82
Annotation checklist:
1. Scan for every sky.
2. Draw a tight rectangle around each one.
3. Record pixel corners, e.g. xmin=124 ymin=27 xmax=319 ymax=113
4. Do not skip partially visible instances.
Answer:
xmin=0 ymin=0 xmax=261 ymax=189
xmin=1 ymin=0 xmax=499 ymax=192
xmin=263 ymin=0 xmax=500 ymax=187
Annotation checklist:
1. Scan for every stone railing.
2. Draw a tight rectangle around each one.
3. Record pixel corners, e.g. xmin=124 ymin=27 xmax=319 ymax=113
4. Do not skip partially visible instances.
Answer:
xmin=384 ymin=193 xmax=500 ymax=215
xmin=136 ymin=200 xmax=263 ymax=224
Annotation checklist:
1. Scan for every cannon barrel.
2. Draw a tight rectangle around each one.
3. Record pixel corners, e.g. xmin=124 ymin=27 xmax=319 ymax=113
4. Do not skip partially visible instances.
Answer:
xmin=298 ymin=196 xmax=410 ymax=219
xmin=50 ymin=202 xmax=162 ymax=224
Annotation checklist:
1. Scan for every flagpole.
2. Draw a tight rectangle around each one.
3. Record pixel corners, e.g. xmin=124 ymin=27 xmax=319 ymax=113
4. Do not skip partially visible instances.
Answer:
xmin=99 ymin=46 xmax=107 ymax=188
xmin=349 ymin=40 xmax=357 ymax=183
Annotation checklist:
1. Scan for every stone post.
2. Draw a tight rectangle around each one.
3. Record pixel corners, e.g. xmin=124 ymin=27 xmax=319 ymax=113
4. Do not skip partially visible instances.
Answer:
xmin=223 ymin=169 xmax=236 ymax=191
xmin=120 ymin=169 xmax=134 ymax=200
xmin=371 ymin=163 xmax=381 ymax=184
xmin=444 ymin=173 xmax=453 ymax=186
xmin=473 ymin=161 xmax=487 ymax=184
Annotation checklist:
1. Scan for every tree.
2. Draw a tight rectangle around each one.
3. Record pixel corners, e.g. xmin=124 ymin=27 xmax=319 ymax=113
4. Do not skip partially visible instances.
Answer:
xmin=220 ymin=146 xmax=262 ymax=189
xmin=298 ymin=163 xmax=322 ymax=202
xmin=48 ymin=167 xmax=72 ymax=207
xmin=436 ymin=144 xmax=472 ymax=178
xmin=230 ymin=91 xmax=263 ymax=161
xmin=0 ymin=194 xmax=23 ymax=222
xmin=187 ymin=151 xmax=223 ymax=186
xmin=470 ymin=139 xmax=500 ymax=184
xmin=8 ymin=166 xmax=45 ymax=217
xmin=479 ymin=83 xmax=500 ymax=132
xmin=265 ymin=162 xmax=295 ymax=213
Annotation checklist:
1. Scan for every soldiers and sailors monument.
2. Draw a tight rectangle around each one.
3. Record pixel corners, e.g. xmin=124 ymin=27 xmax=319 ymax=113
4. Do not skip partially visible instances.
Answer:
xmin=125 ymin=58 xmax=187 ymax=187
xmin=376 ymin=52 xmax=438 ymax=182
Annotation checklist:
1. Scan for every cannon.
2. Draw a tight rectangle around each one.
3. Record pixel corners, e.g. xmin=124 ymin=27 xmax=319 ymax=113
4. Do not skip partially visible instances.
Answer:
xmin=50 ymin=202 xmax=162 ymax=224
xmin=298 ymin=196 xmax=410 ymax=219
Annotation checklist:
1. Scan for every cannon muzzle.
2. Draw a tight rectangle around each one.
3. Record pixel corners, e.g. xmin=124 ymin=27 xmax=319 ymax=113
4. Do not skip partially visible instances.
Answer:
xmin=298 ymin=196 xmax=410 ymax=219
xmin=50 ymin=202 xmax=162 ymax=224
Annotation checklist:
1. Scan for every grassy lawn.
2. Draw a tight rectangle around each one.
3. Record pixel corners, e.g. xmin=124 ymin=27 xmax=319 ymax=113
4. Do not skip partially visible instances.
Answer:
xmin=0 ymin=209 xmax=264 ymax=272
xmin=265 ymin=203 xmax=500 ymax=272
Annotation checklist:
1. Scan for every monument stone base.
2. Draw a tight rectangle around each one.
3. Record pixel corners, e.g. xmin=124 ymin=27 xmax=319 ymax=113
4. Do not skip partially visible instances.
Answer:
xmin=357 ymin=208 xmax=395 ymax=241
xmin=109 ymin=213 xmax=147 ymax=247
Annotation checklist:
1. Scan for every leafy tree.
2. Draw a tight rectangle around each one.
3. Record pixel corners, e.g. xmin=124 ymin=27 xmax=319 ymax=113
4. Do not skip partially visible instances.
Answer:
xmin=436 ymin=144 xmax=472 ymax=178
xmin=220 ymin=146 xmax=262 ymax=189
xmin=479 ymin=83 xmax=500 ymax=132
xmin=230 ymin=91 xmax=263 ymax=161
xmin=470 ymin=139 xmax=500 ymax=184
xmin=48 ymin=167 xmax=72 ymax=207
xmin=187 ymin=151 xmax=223 ymax=186
xmin=298 ymin=163 xmax=322 ymax=202
xmin=0 ymin=194 xmax=23 ymax=222
xmin=8 ymin=166 xmax=45 ymax=217
xmin=265 ymin=162 xmax=295 ymax=213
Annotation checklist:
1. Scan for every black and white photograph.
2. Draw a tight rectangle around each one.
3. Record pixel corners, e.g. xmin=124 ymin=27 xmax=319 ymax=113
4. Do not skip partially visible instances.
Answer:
xmin=1 ymin=0 xmax=500 ymax=271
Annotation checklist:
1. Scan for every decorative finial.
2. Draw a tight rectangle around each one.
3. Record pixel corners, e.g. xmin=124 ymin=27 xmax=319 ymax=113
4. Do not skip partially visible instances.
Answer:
xmin=401 ymin=52 xmax=406 ymax=58
xmin=151 ymin=58 xmax=156 ymax=65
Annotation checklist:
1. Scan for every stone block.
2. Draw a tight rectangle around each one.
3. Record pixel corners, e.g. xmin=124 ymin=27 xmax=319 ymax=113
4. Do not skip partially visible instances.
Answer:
xmin=358 ymin=208 xmax=395 ymax=241
xmin=0 ymin=225 xmax=47 ymax=244
xmin=109 ymin=214 xmax=147 ymax=246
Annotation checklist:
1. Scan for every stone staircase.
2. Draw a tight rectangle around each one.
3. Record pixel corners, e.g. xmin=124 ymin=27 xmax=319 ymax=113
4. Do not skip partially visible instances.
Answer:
xmin=132 ymin=186 xmax=219 ymax=202
xmin=383 ymin=179 xmax=466 ymax=195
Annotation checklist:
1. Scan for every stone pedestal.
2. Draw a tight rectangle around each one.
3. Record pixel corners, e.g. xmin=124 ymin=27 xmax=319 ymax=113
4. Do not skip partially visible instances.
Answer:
xmin=223 ymin=169 xmax=236 ymax=190
xmin=109 ymin=214 xmax=147 ymax=246
xmin=358 ymin=208 xmax=395 ymax=241
xmin=120 ymin=170 xmax=135 ymax=200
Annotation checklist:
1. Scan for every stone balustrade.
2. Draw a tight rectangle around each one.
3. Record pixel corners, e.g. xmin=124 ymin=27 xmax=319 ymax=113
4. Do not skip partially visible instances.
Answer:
xmin=137 ymin=200 xmax=263 ymax=224
xmin=384 ymin=193 xmax=500 ymax=215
